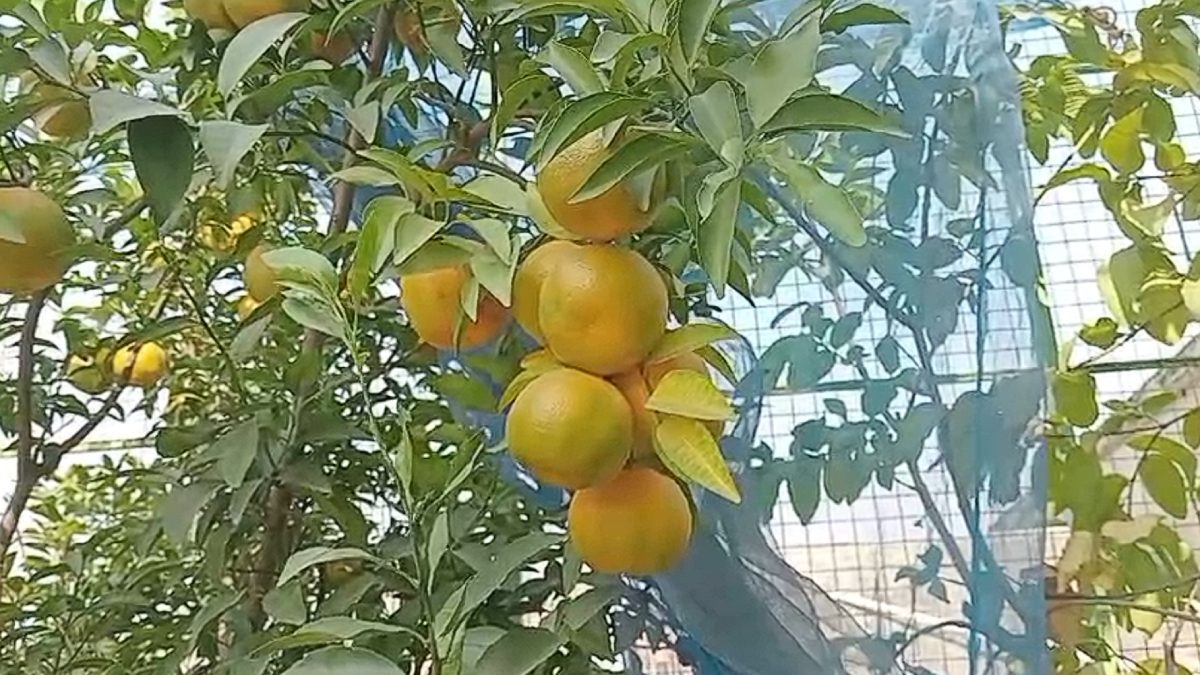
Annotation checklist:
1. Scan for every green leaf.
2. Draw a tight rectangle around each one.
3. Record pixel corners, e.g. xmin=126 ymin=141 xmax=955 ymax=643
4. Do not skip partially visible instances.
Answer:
xmin=490 ymin=71 xmax=558 ymax=147
xmin=1141 ymin=453 xmax=1188 ymax=519
xmin=538 ymin=41 xmax=604 ymax=95
xmin=571 ymin=131 xmax=697 ymax=202
xmin=695 ymin=343 xmax=737 ymax=385
xmin=346 ymin=102 xmax=380 ymax=144
xmin=670 ymin=0 xmax=721 ymax=65
xmin=876 ymin=336 xmax=900 ymax=373
xmin=1138 ymin=273 xmax=1191 ymax=345
xmin=254 ymin=617 xmax=419 ymax=657
xmin=1098 ymin=246 xmax=1145 ymax=326
xmin=744 ymin=17 xmax=820 ymax=127
xmin=281 ymin=298 xmax=343 ymax=339
xmin=788 ymin=455 xmax=822 ymax=524
xmin=496 ymin=0 xmax=630 ymax=23
xmin=264 ymin=580 xmax=307 ymax=625
xmin=348 ymin=205 xmax=398 ymax=298
xmin=770 ymin=159 xmax=866 ymax=246
xmin=218 ymin=12 xmax=309 ymax=97
xmin=655 ymin=414 xmax=741 ymax=503
xmin=1100 ymin=108 xmax=1145 ymax=175
xmin=198 ymin=120 xmax=267 ymax=187
xmin=464 ymin=175 xmax=528 ymax=214
xmin=648 ymin=322 xmax=740 ymax=363
xmin=698 ymin=177 xmax=741 ymax=297
xmin=129 ymin=115 xmax=193 ymax=224
xmin=1184 ymin=408 xmax=1200 ymax=449
xmin=278 ymin=547 xmax=375 ymax=586
xmin=474 ymin=628 xmax=565 ymax=675
xmin=331 ymin=166 xmax=402 ymax=187
xmin=89 ymin=90 xmax=187 ymax=135
xmin=689 ymin=81 xmax=743 ymax=165
xmin=159 ymin=481 xmax=220 ymax=544
xmin=646 ymin=370 xmax=733 ymax=420
xmin=281 ymin=647 xmax=403 ymax=675
xmin=1079 ymin=317 xmax=1119 ymax=348
xmin=532 ymin=92 xmax=651 ymax=169
xmin=1128 ymin=434 xmax=1196 ymax=483
xmin=262 ymin=247 xmax=338 ymax=288
xmin=821 ymin=3 xmax=907 ymax=33
xmin=469 ymin=247 xmax=516 ymax=306
xmin=1053 ymin=370 xmax=1099 ymax=427
xmin=760 ymin=93 xmax=906 ymax=138
xmin=328 ymin=0 xmax=386 ymax=35
xmin=1183 ymin=277 xmax=1200 ymax=318
xmin=214 ymin=419 xmax=259 ymax=488
xmin=435 ymin=533 xmax=562 ymax=637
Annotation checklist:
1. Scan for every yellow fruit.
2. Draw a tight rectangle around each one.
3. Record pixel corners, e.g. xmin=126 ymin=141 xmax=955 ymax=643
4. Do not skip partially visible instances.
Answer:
xmin=184 ymin=0 xmax=235 ymax=29
xmin=244 ymin=244 xmax=279 ymax=302
xmin=512 ymin=240 xmax=579 ymax=343
xmin=0 ymin=187 xmax=76 ymax=294
xmin=538 ymin=244 xmax=666 ymax=376
xmin=236 ymin=294 xmax=260 ymax=320
xmin=536 ymin=130 xmax=652 ymax=241
xmin=308 ymin=30 xmax=357 ymax=63
xmin=506 ymin=367 xmax=632 ymax=490
xmin=222 ymin=0 xmax=311 ymax=28
xmin=111 ymin=342 xmax=170 ymax=387
xmin=66 ymin=355 xmax=108 ymax=395
xmin=199 ymin=213 xmax=255 ymax=254
xmin=568 ymin=466 xmax=693 ymax=574
xmin=400 ymin=265 xmax=508 ymax=350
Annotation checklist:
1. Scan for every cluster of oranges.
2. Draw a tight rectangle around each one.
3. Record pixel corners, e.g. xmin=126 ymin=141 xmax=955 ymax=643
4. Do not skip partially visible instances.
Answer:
xmin=397 ymin=130 xmax=727 ymax=575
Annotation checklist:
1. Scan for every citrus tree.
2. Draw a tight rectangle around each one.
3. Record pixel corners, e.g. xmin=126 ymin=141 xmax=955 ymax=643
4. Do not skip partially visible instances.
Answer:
xmin=0 ymin=0 xmax=935 ymax=671
xmin=1013 ymin=1 xmax=1200 ymax=672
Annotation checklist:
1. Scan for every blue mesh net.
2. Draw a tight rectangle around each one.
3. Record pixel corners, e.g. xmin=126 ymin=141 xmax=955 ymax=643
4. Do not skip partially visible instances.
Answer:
xmin=336 ymin=0 xmax=1050 ymax=671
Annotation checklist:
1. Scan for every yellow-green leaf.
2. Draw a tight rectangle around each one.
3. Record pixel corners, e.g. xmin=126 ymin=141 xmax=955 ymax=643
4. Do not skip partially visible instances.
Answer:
xmin=648 ymin=322 xmax=739 ymax=363
xmin=520 ymin=349 xmax=561 ymax=373
xmin=1129 ymin=593 xmax=1164 ymax=635
xmin=645 ymin=370 xmax=733 ymax=421
xmin=654 ymin=415 xmax=740 ymax=503
xmin=1100 ymin=515 xmax=1160 ymax=544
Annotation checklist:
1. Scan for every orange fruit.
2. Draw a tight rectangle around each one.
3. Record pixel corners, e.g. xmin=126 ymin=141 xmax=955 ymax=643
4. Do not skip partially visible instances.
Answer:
xmin=32 ymin=85 xmax=91 ymax=140
xmin=222 ymin=0 xmax=311 ymax=28
xmin=511 ymin=239 xmax=579 ymax=343
xmin=308 ymin=30 xmax=356 ymax=63
xmin=0 ymin=187 xmax=75 ymax=294
xmin=536 ymin=130 xmax=652 ymax=242
xmin=184 ymin=0 xmax=235 ymax=29
xmin=506 ymin=367 xmax=632 ymax=490
xmin=568 ymin=466 xmax=693 ymax=574
xmin=538 ymin=244 xmax=666 ymax=376
xmin=111 ymin=342 xmax=170 ymax=387
xmin=400 ymin=265 xmax=507 ymax=350
xmin=244 ymin=244 xmax=279 ymax=302
xmin=236 ymin=295 xmax=261 ymax=320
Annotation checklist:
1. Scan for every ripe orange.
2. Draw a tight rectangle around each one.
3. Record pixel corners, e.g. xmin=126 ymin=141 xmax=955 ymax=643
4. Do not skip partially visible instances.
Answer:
xmin=184 ymin=0 xmax=235 ymax=29
xmin=400 ymin=265 xmax=507 ymax=350
xmin=0 ymin=187 xmax=75 ymax=294
xmin=222 ymin=0 xmax=311 ymax=28
xmin=568 ymin=466 xmax=693 ymax=574
xmin=511 ymin=239 xmax=579 ymax=343
xmin=244 ymin=244 xmax=279 ymax=302
xmin=506 ymin=367 xmax=632 ymax=490
xmin=536 ymin=130 xmax=652 ymax=242
xmin=538 ymin=244 xmax=666 ymax=376
xmin=112 ymin=342 xmax=170 ymax=387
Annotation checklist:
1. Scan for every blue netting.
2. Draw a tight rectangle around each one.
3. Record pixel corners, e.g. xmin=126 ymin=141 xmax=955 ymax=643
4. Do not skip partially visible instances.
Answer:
xmin=334 ymin=0 xmax=1050 ymax=671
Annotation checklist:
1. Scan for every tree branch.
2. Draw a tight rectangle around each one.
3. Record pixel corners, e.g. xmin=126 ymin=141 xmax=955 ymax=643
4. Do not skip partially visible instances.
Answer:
xmin=0 ymin=290 xmax=49 ymax=568
xmin=249 ymin=3 xmax=396 ymax=626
